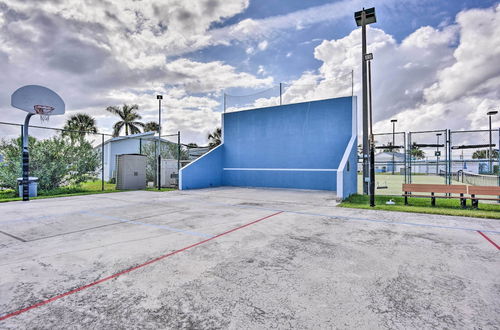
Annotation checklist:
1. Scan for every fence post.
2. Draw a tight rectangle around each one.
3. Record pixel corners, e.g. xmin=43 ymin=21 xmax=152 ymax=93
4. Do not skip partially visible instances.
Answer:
xmin=177 ymin=131 xmax=181 ymax=188
xmin=404 ymin=132 xmax=407 ymax=184
xmin=101 ymin=134 xmax=104 ymax=191
xmin=279 ymin=83 xmax=283 ymax=105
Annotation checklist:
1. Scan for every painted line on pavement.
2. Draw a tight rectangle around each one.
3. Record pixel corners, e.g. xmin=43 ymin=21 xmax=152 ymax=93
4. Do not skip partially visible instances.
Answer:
xmin=0 ymin=211 xmax=283 ymax=322
xmin=81 ymin=211 xmax=212 ymax=238
xmin=477 ymin=231 xmax=500 ymax=250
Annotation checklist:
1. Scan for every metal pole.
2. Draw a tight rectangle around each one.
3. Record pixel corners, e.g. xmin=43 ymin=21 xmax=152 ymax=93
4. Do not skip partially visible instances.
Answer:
xmin=158 ymin=97 xmax=162 ymax=190
xmin=489 ymin=115 xmax=493 ymax=173
xmin=392 ymin=121 xmax=395 ymax=175
xmin=279 ymin=83 xmax=282 ymax=106
xmin=436 ymin=134 xmax=440 ymax=176
xmin=177 ymin=131 xmax=181 ymax=188
xmin=223 ymin=93 xmax=226 ymax=113
xmin=101 ymin=134 xmax=104 ymax=191
xmin=403 ymin=132 xmax=407 ymax=183
xmin=361 ymin=10 xmax=369 ymax=195
xmin=368 ymin=60 xmax=375 ymax=207
xmin=22 ymin=113 xmax=34 ymax=201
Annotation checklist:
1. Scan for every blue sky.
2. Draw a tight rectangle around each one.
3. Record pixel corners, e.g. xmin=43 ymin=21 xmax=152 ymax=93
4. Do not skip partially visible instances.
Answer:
xmin=0 ymin=0 xmax=499 ymax=144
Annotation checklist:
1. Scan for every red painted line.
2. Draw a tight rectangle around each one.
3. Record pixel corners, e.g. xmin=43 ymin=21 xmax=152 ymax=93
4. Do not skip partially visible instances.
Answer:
xmin=477 ymin=231 xmax=500 ymax=250
xmin=0 ymin=211 xmax=283 ymax=322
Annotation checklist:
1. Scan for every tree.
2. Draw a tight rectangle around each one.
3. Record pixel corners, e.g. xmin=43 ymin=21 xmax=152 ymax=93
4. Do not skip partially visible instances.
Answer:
xmin=208 ymin=127 xmax=222 ymax=149
xmin=141 ymin=140 xmax=188 ymax=183
xmin=410 ymin=143 xmax=425 ymax=159
xmin=106 ymin=104 xmax=145 ymax=137
xmin=144 ymin=121 xmax=160 ymax=133
xmin=472 ymin=149 xmax=499 ymax=159
xmin=62 ymin=113 xmax=98 ymax=144
xmin=186 ymin=143 xmax=198 ymax=147
xmin=0 ymin=136 xmax=100 ymax=191
xmin=382 ymin=141 xmax=401 ymax=153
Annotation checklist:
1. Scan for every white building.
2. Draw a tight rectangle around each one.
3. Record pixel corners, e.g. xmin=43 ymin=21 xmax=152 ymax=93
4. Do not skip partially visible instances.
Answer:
xmin=97 ymin=132 xmax=174 ymax=181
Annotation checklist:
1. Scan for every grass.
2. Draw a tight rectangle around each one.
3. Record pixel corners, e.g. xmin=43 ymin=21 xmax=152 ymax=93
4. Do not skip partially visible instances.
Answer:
xmin=340 ymin=194 xmax=500 ymax=219
xmin=357 ymin=173 xmax=447 ymax=196
xmin=0 ymin=180 xmax=175 ymax=203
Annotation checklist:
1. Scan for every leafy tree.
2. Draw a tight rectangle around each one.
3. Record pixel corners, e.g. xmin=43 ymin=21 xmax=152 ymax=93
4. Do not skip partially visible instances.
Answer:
xmin=62 ymin=113 xmax=98 ymax=144
xmin=0 ymin=136 xmax=100 ymax=191
xmin=472 ymin=149 xmax=499 ymax=159
xmin=141 ymin=140 xmax=188 ymax=182
xmin=410 ymin=143 xmax=425 ymax=159
xmin=208 ymin=127 xmax=222 ymax=149
xmin=144 ymin=121 xmax=160 ymax=133
xmin=106 ymin=104 xmax=145 ymax=137
xmin=186 ymin=143 xmax=198 ymax=148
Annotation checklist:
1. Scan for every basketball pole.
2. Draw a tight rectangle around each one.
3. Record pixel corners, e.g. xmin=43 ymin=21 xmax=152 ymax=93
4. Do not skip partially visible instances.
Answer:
xmin=22 ymin=113 xmax=34 ymax=201
xmin=157 ymin=95 xmax=163 ymax=190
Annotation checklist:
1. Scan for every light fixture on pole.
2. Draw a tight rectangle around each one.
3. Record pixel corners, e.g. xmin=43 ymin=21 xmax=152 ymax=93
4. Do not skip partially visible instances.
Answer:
xmin=355 ymin=7 xmax=377 ymax=196
xmin=487 ymin=109 xmax=498 ymax=174
xmin=391 ymin=119 xmax=397 ymax=175
xmin=157 ymin=95 xmax=163 ymax=190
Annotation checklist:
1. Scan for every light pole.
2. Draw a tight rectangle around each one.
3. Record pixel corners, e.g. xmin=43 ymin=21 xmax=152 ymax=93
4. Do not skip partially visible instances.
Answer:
xmin=391 ymin=119 xmax=397 ymax=175
xmin=355 ymin=7 xmax=376 ymax=195
xmin=487 ymin=110 xmax=498 ymax=174
xmin=157 ymin=95 xmax=163 ymax=190
xmin=366 ymin=53 xmax=375 ymax=207
xmin=436 ymin=133 xmax=442 ymax=176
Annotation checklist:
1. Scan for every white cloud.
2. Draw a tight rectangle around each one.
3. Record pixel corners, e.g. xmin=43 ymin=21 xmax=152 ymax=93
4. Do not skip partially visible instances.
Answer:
xmin=258 ymin=40 xmax=269 ymax=51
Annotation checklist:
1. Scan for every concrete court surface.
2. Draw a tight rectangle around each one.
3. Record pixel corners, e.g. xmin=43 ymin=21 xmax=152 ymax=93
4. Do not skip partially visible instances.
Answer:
xmin=0 ymin=187 xmax=499 ymax=329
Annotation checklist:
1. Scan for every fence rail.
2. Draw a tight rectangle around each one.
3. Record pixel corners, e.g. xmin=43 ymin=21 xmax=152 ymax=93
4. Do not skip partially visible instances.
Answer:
xmin=0 ymin=122 xmax=186 ymax=199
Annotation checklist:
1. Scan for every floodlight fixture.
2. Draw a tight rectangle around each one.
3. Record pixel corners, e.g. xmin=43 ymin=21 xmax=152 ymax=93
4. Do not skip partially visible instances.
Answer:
xmin=487 ymin=110 xmax=498 ymax=116
xmin=354 ymin=8 xmax=376 ymax=26
xmin=391 ymin=119 xmax=397 ymax=123
xmin=157 ymin=95 xmax=163 ymax=100
xmin=364 ymin=53 xmax=373 ymax=61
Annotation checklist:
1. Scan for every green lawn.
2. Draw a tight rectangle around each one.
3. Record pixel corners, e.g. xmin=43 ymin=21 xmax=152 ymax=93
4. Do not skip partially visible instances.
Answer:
xmin=340 ymin=194 xmax=500 ymax=219
xmin=0 ymin=180 xmax=177 ymax=202
xmin=357 ymin=173 xmax=447 ymax=196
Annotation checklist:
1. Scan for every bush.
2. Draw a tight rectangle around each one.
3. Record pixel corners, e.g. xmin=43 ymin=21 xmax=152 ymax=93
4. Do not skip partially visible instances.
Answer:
xmin=0 ymin=136 xmax=100 ymax=191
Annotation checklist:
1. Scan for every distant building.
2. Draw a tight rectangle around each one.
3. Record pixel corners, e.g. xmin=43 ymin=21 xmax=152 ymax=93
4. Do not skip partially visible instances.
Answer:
xmin=96 ymin=132 xmax=174 ymax=181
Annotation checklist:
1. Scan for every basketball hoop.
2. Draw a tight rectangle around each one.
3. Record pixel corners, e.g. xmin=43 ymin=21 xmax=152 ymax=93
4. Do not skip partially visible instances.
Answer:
xmin=34 ymin=104 xmax=54 ymax=123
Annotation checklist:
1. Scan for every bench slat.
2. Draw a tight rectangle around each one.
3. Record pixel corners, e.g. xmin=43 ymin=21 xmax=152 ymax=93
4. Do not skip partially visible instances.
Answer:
xmin=402 ymin=184 xmax=467 ymax=194
xmin=468 ymin=186 xmax=500 ymax=196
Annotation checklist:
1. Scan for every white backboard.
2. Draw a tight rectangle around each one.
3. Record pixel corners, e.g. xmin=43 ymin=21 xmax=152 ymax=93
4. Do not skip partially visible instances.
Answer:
xmin=11 ymin=85 xmax=65 ymax=115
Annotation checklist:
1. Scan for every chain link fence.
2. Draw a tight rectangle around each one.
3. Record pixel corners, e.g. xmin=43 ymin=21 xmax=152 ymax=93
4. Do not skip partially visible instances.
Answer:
xmin=0 ymin=122 xmax=189 ymax=200
xmin=357 ymin=128 xmax=500 ymax=196
xmin=224 ymin=72 xmax=354 ymax=112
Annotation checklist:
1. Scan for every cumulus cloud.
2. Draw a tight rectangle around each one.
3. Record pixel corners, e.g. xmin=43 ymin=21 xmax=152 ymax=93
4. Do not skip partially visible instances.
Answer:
xmin=0 ymin=0 xmax=274 ymax=144
xmin=282 ymin=4 xmax=500 ymax=138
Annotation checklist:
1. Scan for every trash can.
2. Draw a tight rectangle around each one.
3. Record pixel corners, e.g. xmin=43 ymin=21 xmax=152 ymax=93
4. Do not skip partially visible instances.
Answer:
xmin=17 ymin=177 xmax=38 ymax=197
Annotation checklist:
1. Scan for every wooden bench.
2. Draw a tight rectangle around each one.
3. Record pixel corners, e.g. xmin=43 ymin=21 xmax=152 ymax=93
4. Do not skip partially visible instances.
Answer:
xmin=468 ymin=186 xmax=500 ymax=208
xmin=402 ymin=184 xmax=468 ymax=207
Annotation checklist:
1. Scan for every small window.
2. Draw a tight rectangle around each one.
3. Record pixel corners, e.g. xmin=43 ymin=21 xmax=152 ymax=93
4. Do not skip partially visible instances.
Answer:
xmin=347 ymin=160 xmax=350 ymax=171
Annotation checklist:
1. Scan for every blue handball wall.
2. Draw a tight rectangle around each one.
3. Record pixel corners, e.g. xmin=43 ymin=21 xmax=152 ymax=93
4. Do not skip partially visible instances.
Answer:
xmin=180 ymin=96 xmax=357 ymax=198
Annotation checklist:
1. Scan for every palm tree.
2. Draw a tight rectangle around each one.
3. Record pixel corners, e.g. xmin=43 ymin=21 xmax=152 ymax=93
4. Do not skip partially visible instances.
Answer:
xmin=106 ymin=104 xmax=145 ymax=137
xmin=208 ymin=127 xmax=222 ymax=149
xmin=144 ymin=121 xmax=160 ymax=133
xmin=62 ymin=113 xmax=98 ymax=143
xmin=410 ymin=143 xmax=425 ymax=159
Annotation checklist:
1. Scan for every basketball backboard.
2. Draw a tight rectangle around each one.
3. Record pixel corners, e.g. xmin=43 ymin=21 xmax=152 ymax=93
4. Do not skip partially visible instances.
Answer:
xmin=11 ymin=85 xmax=65 ymax=115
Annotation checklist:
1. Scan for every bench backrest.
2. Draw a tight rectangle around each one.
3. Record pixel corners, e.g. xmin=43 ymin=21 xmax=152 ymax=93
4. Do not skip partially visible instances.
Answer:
xmin=468 ymin=185 xmax=500 ymax=195
xmin=402 ymin=184 xmax=467 ymax=194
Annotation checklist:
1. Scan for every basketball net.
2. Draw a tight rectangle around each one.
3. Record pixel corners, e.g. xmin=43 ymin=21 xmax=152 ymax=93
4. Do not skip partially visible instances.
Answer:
xmin=34 ymin=105 xmax=54 ymax=123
